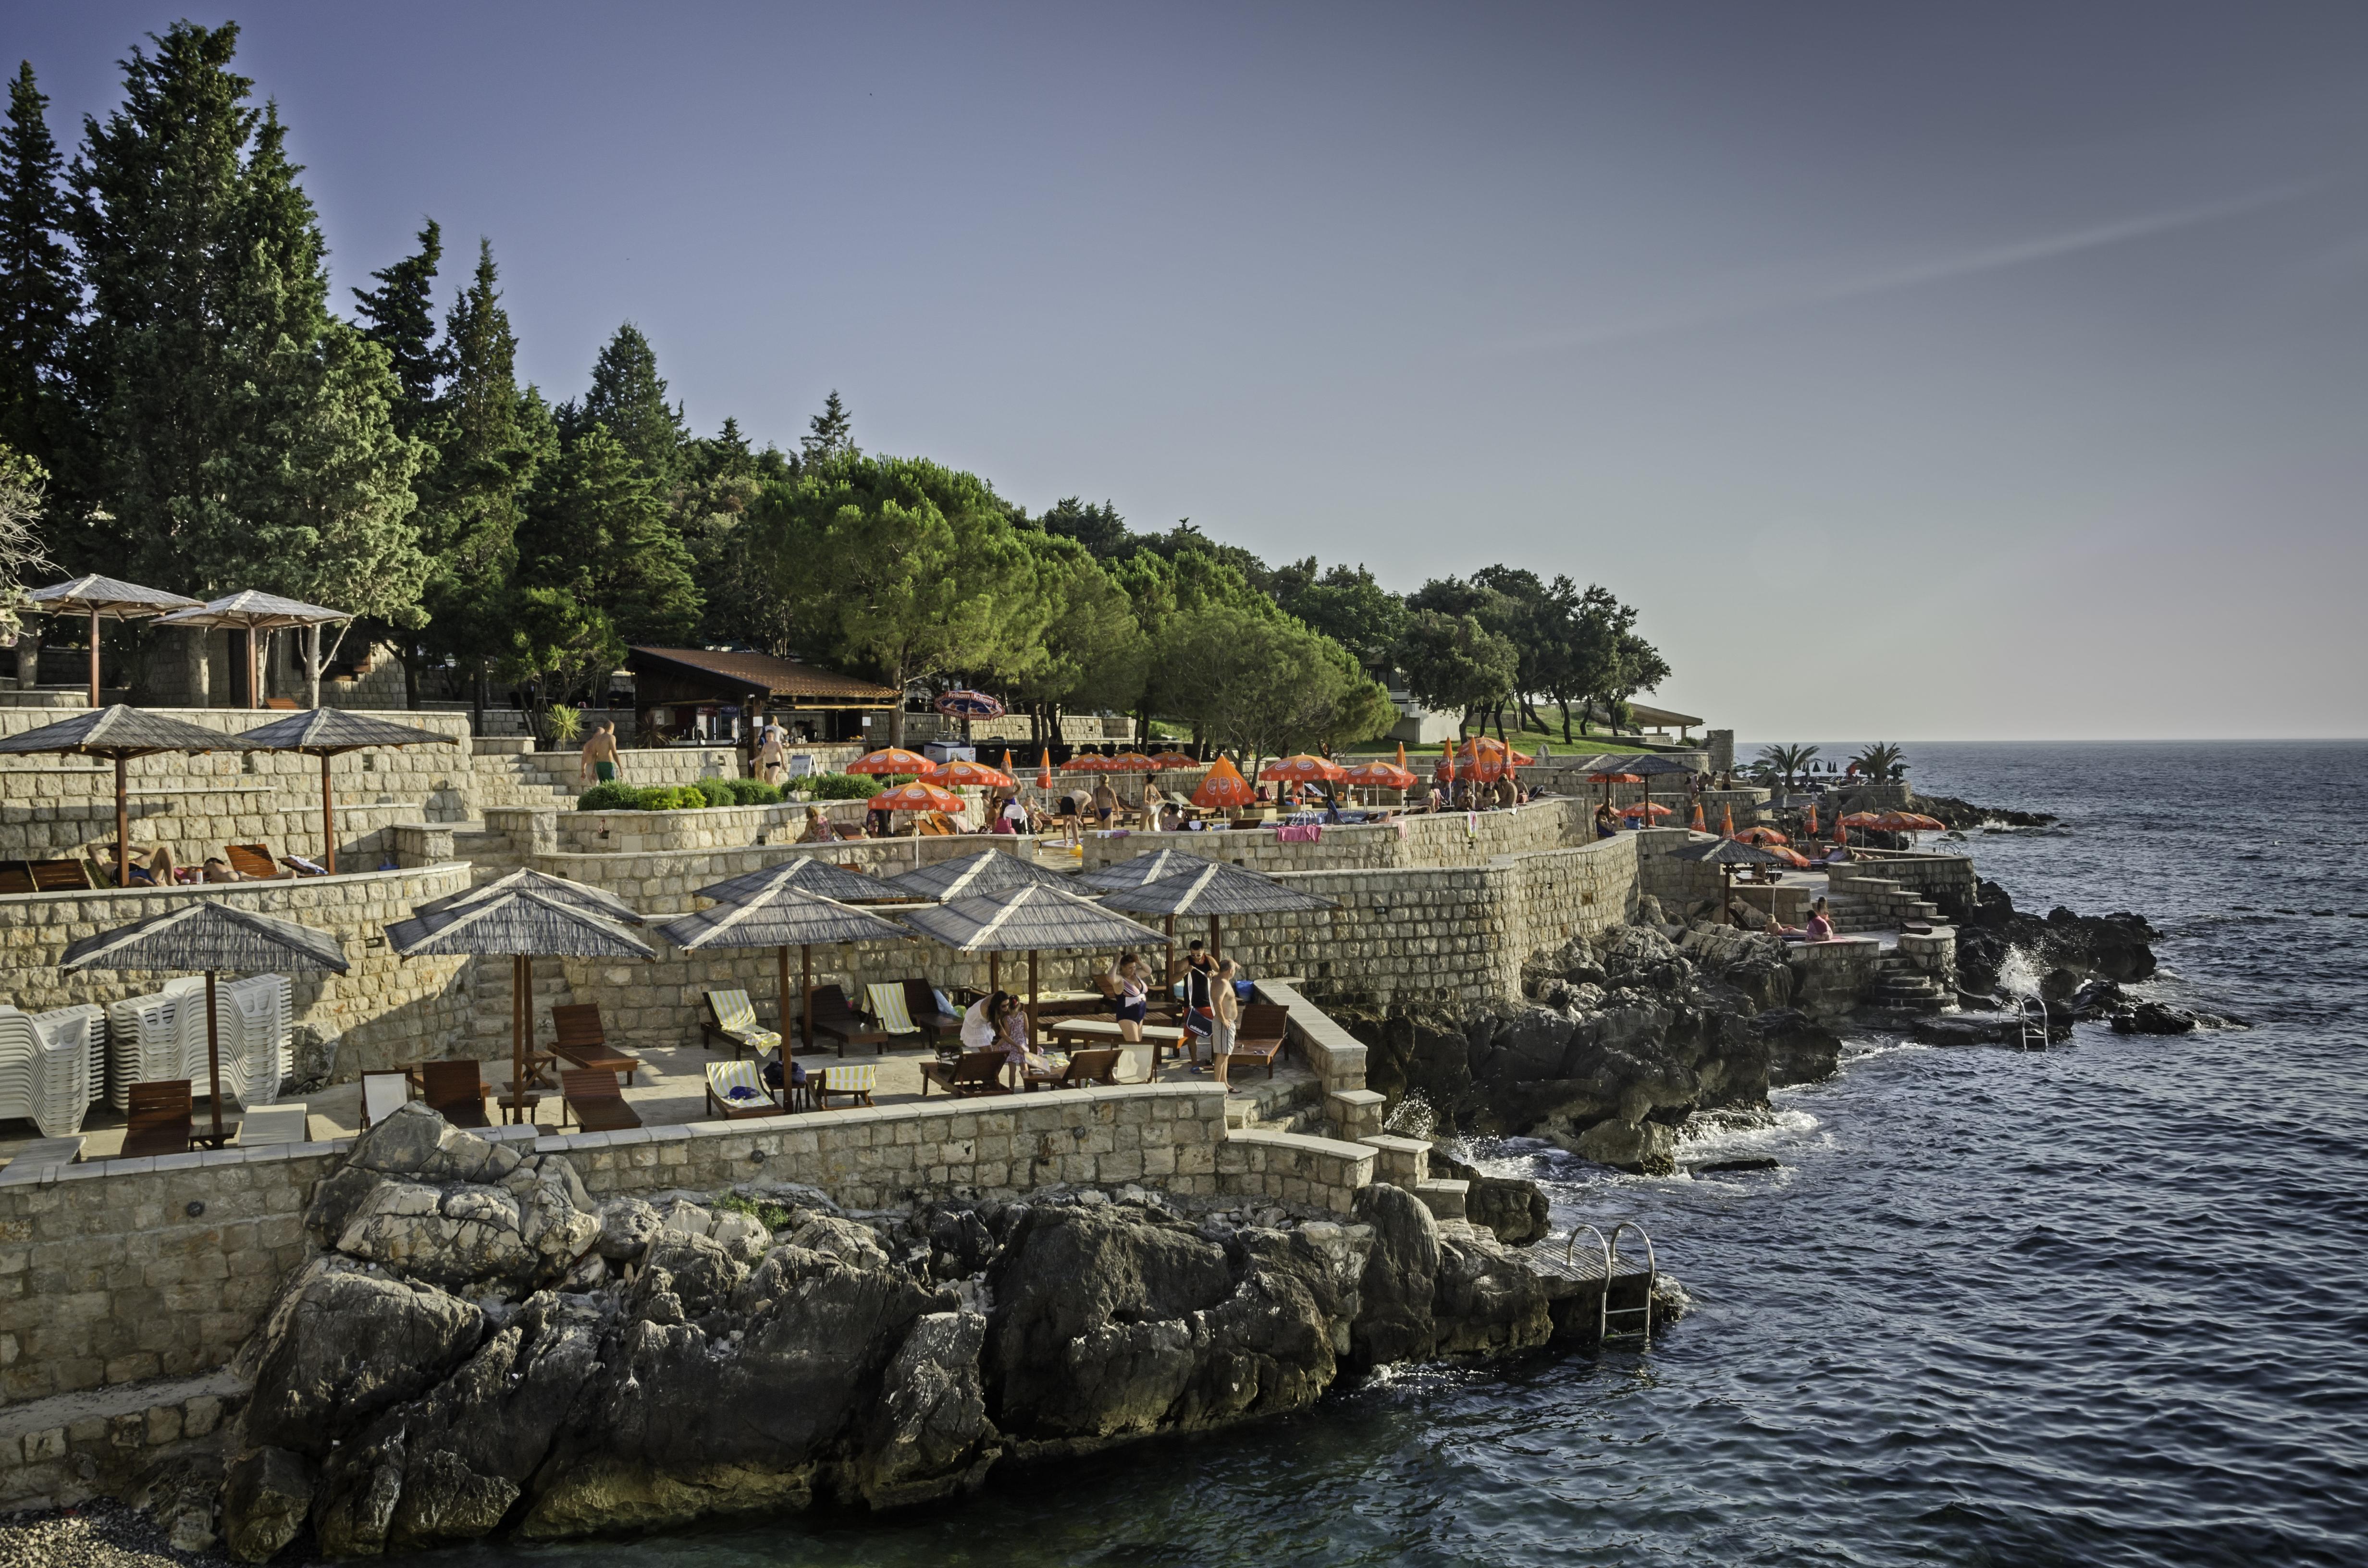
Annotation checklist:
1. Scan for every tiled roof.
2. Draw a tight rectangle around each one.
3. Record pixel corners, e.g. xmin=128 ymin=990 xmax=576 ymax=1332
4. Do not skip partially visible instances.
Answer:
xmin=627 ymin=647 xmax=901 ymax=701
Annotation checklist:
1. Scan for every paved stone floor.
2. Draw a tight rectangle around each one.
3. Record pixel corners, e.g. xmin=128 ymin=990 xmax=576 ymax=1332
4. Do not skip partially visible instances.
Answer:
xmin=0 ymin=1034 xmax=1320 ymax=1165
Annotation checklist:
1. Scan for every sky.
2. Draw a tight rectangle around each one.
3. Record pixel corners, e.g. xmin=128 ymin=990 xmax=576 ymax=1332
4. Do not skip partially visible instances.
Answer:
xmin=11 ymin=1 xmax=2368 ymax=740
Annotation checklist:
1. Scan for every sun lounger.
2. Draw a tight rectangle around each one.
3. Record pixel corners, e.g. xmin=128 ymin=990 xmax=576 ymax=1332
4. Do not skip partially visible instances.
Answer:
xmin=359 ymin=1069 xmax=410 ymax=1128
xmin=808 ymin=985 xmax=892 ymax=1057
xmin=1025 ymin=1048 xmax=1123 ymax=1090
xmin=919 ymin=1049 xmax=1012 ymax=1098
xmin=1229 ymin=1004 xmax=1290 ymax=1078
xmin=225 ymin=844 xmax=286 ymax=881
xmin=2 ymin=1135 xmax=85 ymax=1172
xmin=419 ymin=1060 xmax=492 ymax=1129
xmin=551 ymin=1003 xmax=639 ymax=1083
xmin=561 ymin=1067 xmax=641 ymax=1132
xmin=811 ymin=1063 xmax=877 ymax=1110
xmin=899 ymin=980 xmax=963 ymax=1046
xmin=702 ymin=989 xmax=782 ymax=1059
xmin=704 ymin=1059 xmax=787 ymax=1120
xmin=1045 ymin=1016 xmax=1188 ymax=1068
xmin=122 ymin=1079 xmax=193 ymax=1158
xmin=0 ymin=863 xmax=34 ymax=896
xmin=233 ymin=1103 xmax=311 ymax=1146
xmin=25 ymin=859 xmax=92 ymax=893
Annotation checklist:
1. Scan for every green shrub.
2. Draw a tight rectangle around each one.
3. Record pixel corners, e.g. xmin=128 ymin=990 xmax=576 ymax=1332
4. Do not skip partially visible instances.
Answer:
xmin=723 ymin=777 xmax=782 ymax=806
xmin=806 ymin=772 xmax=884 ymax=801
xmin=712 ymin=1190 xmax=793 ymax=1231
xmin=692 ymin=777 xmax=734 ymax=808
xmin=574 ymin=781 xmax=641 ymax=811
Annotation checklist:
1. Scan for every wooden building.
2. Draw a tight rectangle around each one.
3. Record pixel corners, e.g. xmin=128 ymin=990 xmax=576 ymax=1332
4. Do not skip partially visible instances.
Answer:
xmin=625 ymin=647 xmax=900 ymax=745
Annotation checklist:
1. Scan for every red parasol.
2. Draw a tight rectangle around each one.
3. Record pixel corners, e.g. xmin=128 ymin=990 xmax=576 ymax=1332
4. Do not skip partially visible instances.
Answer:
xmin=935 ymin=759 xmax=1014 ymax=789
xmin=1734 ymin=826 xmax=1790 ymax=846
xmin=1101 ymin=752 xmax=1161 ymax=773
xmin=848 ymin=747 xmax=937 ymax=777
xmin=1720 ymin=803 xmax=1735 ymax=838
xmin=1343 ymin=760 xmax=1417 ymax=790
xmin=1146 ymin=751 xmax=1199 ymax=769
xmin=1690 ymin=801 xmax=1706 ymax=832
xmin=1259 ymin=754 xmax=1347 ymax=784
xmin=868 ymin=781 xmax=965 ymax=814
xmin=1764 ymin=845 xmax=1814 ymax=868
xmin=1621 ymin=801 xmax=1674 ymax=821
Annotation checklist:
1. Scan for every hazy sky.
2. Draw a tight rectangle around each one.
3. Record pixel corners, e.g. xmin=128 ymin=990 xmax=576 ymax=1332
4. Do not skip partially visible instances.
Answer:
xmin=13 ymin=2 xmax=2368 ymax=739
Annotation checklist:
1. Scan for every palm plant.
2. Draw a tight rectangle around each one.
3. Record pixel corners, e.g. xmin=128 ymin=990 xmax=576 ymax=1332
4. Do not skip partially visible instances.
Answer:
xmin=1850 ymin=742 xmax=1906 ymax=781
xmin=1755 ymin=742 xmax=1819 ymax=792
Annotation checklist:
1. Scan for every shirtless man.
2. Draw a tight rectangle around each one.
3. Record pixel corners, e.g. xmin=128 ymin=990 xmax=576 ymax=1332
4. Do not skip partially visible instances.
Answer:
xmin=580 ymin=722 xmax=621 ymax=785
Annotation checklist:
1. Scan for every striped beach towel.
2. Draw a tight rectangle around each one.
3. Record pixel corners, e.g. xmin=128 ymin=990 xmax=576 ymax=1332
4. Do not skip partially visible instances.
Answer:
xmin=865 ymin=983 xmax=918 ymax=1034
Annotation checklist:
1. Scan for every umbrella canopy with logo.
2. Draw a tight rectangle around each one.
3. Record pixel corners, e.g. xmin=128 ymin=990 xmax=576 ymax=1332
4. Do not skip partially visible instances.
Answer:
xmin=868 ymin=781 xmax=966 ymax=818
xmin=846 ymin=747 xmax=937 ymax=777
xmin=934 ymin=759 xmax=1014 ymax=789
xmin=898 ymin=882 xmax=1169 ymax=1039
xmin=0 ymin=706 xmax=258 ymax=887
xmin=1190 ymin=755 xmax=1256 ymax=812
xmin=152 ymin=590 xmax=352 ymax=709
xmin=61 ymin=900 xmax=347 ymax=1146
xmin=1259 ymin=754 xmax=1346 ymax=785
xmin=235 ymin=708 xmax=456 ymax=874
xmin=932 ymin=690 xmax=1005 ymax=719
xmin=1145 ymin=751 xmax=1199 ymax=770
xmin=1341 ymin=760 xmax=1416 ymax=795
xmin=26 ymin=576 xmax=204 ymax=707
xmin=389 ymin=884 xmax=653 ymax=1123
xmin=658 ymin=883 xmax=912 ymax=1051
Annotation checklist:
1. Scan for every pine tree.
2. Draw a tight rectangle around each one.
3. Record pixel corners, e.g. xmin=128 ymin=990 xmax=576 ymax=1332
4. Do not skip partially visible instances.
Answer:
xmin=67 ymin=21 xmax=425 ymax=633
xmin=517 ymin=424 xmax=699 ymax=654
xmin=802 ymin=389 xmax=854 ymax=464
xmin=0 ymin=62 xmax=75 ymax=481
xmin=351 ymin=218 xmax=444 ymax=436
xmin=569 ymin=322 xmax=685 ymax=484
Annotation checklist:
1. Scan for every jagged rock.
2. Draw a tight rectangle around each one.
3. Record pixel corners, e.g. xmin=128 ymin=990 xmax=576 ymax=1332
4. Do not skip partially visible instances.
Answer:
xmin=1431 ymin=1223 xmax=1552 ymax=1356
xmin=1431 ymin=1151 xmax=1550 ymax=1247
xmin=334 ymin=1167 xmax=598 ymax=1297
xmin=857 ymin=1311 xmax=997 ymax=1507
xmin=2111 ymin=1001 xmax=2199 ymax=1035
xmin=1957 ymin=880 xmax=2158 ymax=994
xmin=1754 ymin=1009 xmax=1840 ymax=1086
xmin=1349 ymin=1184 xmax=1438 ymax=1367
xmin=244 ymin=1260 xmax=484 ymax=1456
xmin=923 ymin=1205 xmax=999 ymax=1281
xmin=709 ymin=1210 xmax=771 ymax=1262
xmin=347 ymin=1102 xmax=520 ymax=1185
xmin=1572 ymin=1117 xmax=1677 ymax=1176
xmin=595 ymin=1197 xmax=661 ymax=1261
xmin=787 ymin=1213 xmax=894 ymax=1269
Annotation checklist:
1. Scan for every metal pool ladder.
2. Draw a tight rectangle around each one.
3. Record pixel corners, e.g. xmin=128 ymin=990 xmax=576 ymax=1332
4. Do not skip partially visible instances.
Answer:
xmin=2016 ymin=994 xmax=2049 ymax=1051
xmin=1564 ymin=1221 xmax=1658 ymax=1348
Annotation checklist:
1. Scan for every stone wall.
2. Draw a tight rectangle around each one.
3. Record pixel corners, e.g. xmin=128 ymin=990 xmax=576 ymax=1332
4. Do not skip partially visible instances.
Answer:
xmin=0 ymin=864 xmax=476 ymax=1071
xmin=1633 ymin=827 xmax=1723 ymax=915
xmin=1078 ymin=797 xmax=1596 ymax=878
xmin=1832 ymin=851 xmax=1978 ymax=919
xmin=555 ymin=798 xmax=893 ymax=855
xmin=1788 ymin=938 xmax=1887 ymax=1018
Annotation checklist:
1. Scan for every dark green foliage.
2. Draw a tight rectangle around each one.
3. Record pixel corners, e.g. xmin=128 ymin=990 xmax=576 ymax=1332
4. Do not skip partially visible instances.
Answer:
xmin=722 ymin=777 xmax=781 ymax=805
xmin=1037 ymin=496 xmax=1133 ymax=560
xmin=574 ymin=781 xmax=641 ymax=811
xmin=350 ymin=218 xmax=444 ymax=436
xmin=1395 ymin=609 xmax=1519 ymax=733
xmin=1274 ymin=560 xmax=1406 ymax=673
xmin=804 ymin=772 xmax=883 ymax=800
xmin=566 ymin=323 xmax=686 ymax=483
xmin=0 ymin=62 xmax=72 ymax=472
xmin=516 ymin=424 xmax=700 ymax=657
xmin=691 ymin=777 xmax=733 ymax=808
xmin=574 ymin=777 xmax=788 ymax=812
xmin=800 ymin=389 xmax=853 ymax=465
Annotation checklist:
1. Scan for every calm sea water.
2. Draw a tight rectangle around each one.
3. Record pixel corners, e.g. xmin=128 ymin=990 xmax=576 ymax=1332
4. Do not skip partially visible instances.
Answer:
xmin=399 ymin=742 xmax=2368 ymax=1568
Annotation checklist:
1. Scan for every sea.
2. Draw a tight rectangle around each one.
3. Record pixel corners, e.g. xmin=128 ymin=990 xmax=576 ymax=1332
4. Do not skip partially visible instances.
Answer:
xmin=401 ymin=741 xmax=2368 ymax=1568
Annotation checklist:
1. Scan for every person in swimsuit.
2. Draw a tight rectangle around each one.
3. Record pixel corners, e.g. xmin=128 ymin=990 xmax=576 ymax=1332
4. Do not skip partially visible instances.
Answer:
xmin=1110 ymin=953 xmax=1150 ymax=1043
xmin=579 ymin=722 xmax=621 ymax=785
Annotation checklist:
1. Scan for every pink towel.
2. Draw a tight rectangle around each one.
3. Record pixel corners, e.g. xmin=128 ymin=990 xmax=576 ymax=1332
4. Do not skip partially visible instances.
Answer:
xmin=1277 ymin=823 xmax=1323 ymax=844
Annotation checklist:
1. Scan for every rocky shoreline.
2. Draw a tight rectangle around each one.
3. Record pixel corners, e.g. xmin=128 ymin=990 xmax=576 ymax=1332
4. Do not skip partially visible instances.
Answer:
xmin=78 ymin=1104 xmax=1665 ymax=1562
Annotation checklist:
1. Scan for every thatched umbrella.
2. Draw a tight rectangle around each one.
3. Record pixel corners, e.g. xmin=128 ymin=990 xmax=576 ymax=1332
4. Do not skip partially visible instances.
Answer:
xmin=60 ymin=901 xmax=347 ymax=1147
xmin=25 ymin=576 xmax=203 ymax=707
xmin=390 ymin=877 xmax=652 ymax=1123
xmin=1076 ymin=847 xmax=1221 ymax=985
xmin=898 ymin=883 xmax=1169 ymax=1041
xmin=887 ymin=848 xmax=1075 ymax=901
xmin=1620 ymin=753 xmax=1700 ymax=821
xmin=658 ymin=884 xmax=912 ymax=1052
xmin=153 ymin=590 xmax=351 ymax=709
xmin=0 ymin=706 xmax=258 ymax=887
xmin=234 ymin=708 xmax=456 ymax=874
xmin=694 ymin=857 xmax=903 ymax=906
xmin=1099 ymin=859 xmax=1337 ymax=973
xmin=1671 ymin=836 xmax=1788 ymax=925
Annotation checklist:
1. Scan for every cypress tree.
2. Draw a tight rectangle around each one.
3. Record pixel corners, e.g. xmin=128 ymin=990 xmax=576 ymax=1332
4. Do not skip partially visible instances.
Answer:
xmin=568 ymin=322 xmax=685 ymax=484
xmin=802 ymin=389 xmax=854 ymax=464
xmin=67 ymin=21 xmax=426 ymax=633
xmin=0 ymin=62 xmax=73 ymax=478
xmin=351 ymin=218 xmax=445 ymax=437
xmin=517 ymin=424 xmax=699 ymax=652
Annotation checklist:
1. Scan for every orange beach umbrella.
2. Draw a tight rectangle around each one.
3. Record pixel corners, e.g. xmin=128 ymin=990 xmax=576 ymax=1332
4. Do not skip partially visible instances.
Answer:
xmin=1259 ymin=754 xmax=1346 ymax=784
xmin=848 ymin=747 xmax=937 ymax=777
xmin=1342 ymin=760 xmax=1417 ymax=790
xmin=1146 ymin=751 xmax=1199 ymax=769
xmin=1191 ymin=755 xmax=1256 ymax=811
xmin=1734 ymin=826 xmax=1790 ymax=846
xmin=868 ymin=781 xmax=965 ymax=814
xmin=935 ymin=759 xmax=1014 ymax=789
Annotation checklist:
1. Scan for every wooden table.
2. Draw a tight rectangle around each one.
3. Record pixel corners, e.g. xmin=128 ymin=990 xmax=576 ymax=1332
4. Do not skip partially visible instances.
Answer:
xmin=1045 ymin=1017 xmax=1193 ymax=1068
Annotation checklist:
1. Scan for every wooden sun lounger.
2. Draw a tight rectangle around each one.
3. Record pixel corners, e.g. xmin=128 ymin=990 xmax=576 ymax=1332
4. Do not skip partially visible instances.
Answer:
xmin=705 ymin=1060 xmax=787 ymax=1121
xmin=809 ymin=985 xmax=892 ymax=1058
xmin=1026 ymin=1048 xmax=1124 ymax=1090
xmin=0 ymin=863 xmax=34 ymax=896
xmin=419 ymin=1060 xmax=492 ymax=1128
xmin=919 ymin=1050 xmax=1012 ymax=1098
xmin=899 ymin=979 xmax=963 ymax=1046
xmin=551 ymin=1003 xmax=640 ymax=1083
xmin=1045 ymin=1017 xmax=1189 ymax=1067
xmin=26 ymin=858 xmax=93 ymax=893
xmin=225 ymin=844 xmax=286 ymax=881
xmin=561 ymin=1067 xmax=642 ymax=1132
xmin=1229 ymin=1004 xmax=1290 ymax=1078
xmin=123 ymin=1080 xmax=194 ymax=1159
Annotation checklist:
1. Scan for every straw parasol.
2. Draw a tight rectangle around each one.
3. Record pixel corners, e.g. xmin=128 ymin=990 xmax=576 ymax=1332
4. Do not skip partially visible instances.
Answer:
xmin=234 ymin=708 xmax=456 ymax=874
xmin=897 ymin=882 xmax=1169 ymax=1039
xmin=846 ymin=747 xmax=937 ymax=777
xmin=1671 ymin=836 xmax=1788 ymax=925
xmin=25 ymin=576 xmax=203 ymax=707
xmin=695 ymin=857 xmax=903 ymax=906
xmin=389 ymin=882 xmax=653 ymax=1123
xmin=887 ymin=847 xmax=1074 ymax=901
xmin=414 ymin=866 xmax=644 ymax=924
xmin=152 ymin=590 xmax=352 ymax=710
xmin=1100 ymin=858 xmax=1336 ymax=973
xmin=657 ymin=883 xmax=911 ymax=1052
xmin=60 ymin=901 xmax=347 ymax=1146
xmin=0 ymin=706 xmax=257 ymax=887
xmin=1190 ymin=755 xmax=1255 ymax=813
xmin=1076 ymin=846 xmax=1221 ymax=981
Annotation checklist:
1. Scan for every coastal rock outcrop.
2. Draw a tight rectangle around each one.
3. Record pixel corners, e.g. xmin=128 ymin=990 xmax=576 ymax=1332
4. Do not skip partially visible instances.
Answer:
xmin=1955 ymin=878 xmax=2158 ymax=1000
xmin=213 ymin=1108 xmax=1662 ymax=1558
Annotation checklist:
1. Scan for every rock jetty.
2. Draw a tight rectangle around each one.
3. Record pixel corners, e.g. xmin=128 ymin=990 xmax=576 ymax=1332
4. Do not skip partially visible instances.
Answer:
xmin=208 ymin=1104 xmax=1673 ymax=1560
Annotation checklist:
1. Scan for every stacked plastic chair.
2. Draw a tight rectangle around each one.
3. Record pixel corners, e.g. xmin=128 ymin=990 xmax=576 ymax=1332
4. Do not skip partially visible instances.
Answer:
xmin=0 ymin=1004 xmax=98 ymax=1136
xmin=104 ymin=978 xmax=202 ymax=1112
xmin=102 ymin=974 xmax=292 ymax=1111
xmin=29 ymin=1003 xmax=107 ymax=1107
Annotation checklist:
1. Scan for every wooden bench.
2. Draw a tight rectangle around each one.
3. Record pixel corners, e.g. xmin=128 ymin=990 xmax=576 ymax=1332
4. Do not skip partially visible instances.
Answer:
xmin=419 ymin=1060 xmax=492 ymax=1129
xmin=1045 ymin=1017 xmax=1189 ymax=1068
xmin=1025 ymin=1048 xmax=1124 ymax=1090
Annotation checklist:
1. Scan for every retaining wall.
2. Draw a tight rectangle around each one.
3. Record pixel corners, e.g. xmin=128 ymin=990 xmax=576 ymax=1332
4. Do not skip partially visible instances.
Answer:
xmin=1832 ymin=852 xmax=1978 ymax=919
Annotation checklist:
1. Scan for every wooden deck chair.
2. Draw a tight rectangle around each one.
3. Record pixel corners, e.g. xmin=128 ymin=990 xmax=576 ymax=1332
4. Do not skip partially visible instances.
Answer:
xmin=0 ymin=863 xmax=34 ymax=896
xmin=808 ymin=985 xmax=890 ymax=1057
xmin=122 ymin=1079 xmax=194 ymax=1158
xmin=560 ymin=1067 xmax=641 ymax=1132
xmin=419 ymin=1059 xmax=492 ymax=1128
xmin=899 ymin=979 xmax=963 ymax=1047
xmin=26 ymin=859 xmax=92 ymax=892
xmin=1229 ymin=1004 xmax=1290 ymax=1078
xmin=225 ymin=844 xmax=285 ymax=880
xmin=359 ymin=1069 xmax=411 ymax=1128
xmin=704 ymin=1058 xmax=786 ymax=1120
xmin=551 ymin=1003 xmax=640 ymax=1083
xmin=1026 ymin=1047 xmax=1123 ymax=1090
xmin=863 ymin=982 xmax=922 ymax=1040
xmin=919 ymin=1049 xmax=1012 ymax=1098
xmin=702 ymin=989 xmax=782 ymax=1059
xmin=811 ymin=1062 xmax=877 ymax=1110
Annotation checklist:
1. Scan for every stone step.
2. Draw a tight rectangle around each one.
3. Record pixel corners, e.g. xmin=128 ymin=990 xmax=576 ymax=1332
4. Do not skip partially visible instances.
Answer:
xmin=1412 ymin=1178 xmax=1469 ymax=1222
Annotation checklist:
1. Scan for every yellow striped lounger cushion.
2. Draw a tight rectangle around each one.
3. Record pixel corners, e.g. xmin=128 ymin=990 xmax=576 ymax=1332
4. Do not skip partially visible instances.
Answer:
xmin=707 ymin=1060 xmax=770 ymax=1106
xmin=821 ymin=1065 xmax=877 ymax=1093
xmin=865 ymin=984 xmax=918 ymax=1034
xmin=709 ymin=989 xmax=781 ymax=1051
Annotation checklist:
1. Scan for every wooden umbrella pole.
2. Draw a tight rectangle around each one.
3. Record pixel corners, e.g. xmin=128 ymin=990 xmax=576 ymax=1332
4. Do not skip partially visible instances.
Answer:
xmin=512 ymin=954 xmax=528 ymax=1125
xmin=1027 ymin=948 xmax=1039 ymax=1045
xmin=321 ymin=753 xmax=336 ymax=875
xmin=114 ymin=755 xmax=129 ymax=889
xmin=88 ymin=609 xmax=101 ymax=708
xmin=989 ymin=951 xmax=1000 ymax=999
xmin=204 ymin=968 xmax=225 ymax=1146
xmin=1209 ymin=914 xmax=1221 ymax=962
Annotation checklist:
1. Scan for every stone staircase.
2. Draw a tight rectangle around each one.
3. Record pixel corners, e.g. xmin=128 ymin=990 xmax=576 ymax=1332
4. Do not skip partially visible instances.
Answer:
xmin=1862 ymin=953 xmax=1949 ymax=1015
xmin=1828 ymin=875 xmax=1942 ymax=935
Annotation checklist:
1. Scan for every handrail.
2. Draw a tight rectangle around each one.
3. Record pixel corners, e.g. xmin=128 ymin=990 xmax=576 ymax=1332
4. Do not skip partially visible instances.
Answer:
xmin=1604 ymin=1221 xmax=1658 ymax=1348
